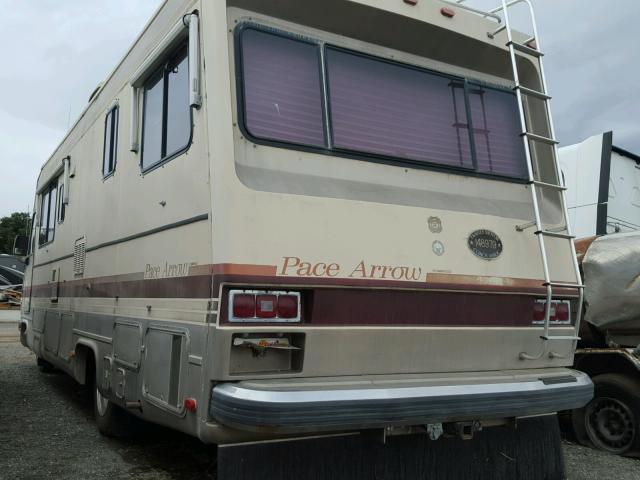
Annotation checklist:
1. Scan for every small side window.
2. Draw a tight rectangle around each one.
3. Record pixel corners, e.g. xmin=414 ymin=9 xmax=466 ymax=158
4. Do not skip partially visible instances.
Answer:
xmin=57 ymin=184 xmax=65 ymax=223
xmin=38 ymin=181 xmax=58 ymax=246
xmin=102 ymin=106 xmax=119 ymax=177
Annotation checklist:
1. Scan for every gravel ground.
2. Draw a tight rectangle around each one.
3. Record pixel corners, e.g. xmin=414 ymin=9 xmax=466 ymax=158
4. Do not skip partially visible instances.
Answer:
xmin=1 ymin=338 xmax=638 ymax=480
xmin=0 ymin=309 xmax=20 ymax=338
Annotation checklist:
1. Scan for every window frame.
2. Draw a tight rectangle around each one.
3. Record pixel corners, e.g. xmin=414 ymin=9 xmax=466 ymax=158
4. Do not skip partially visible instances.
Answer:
xmin=38 ymin=181 xmax=58 ymax=247
xmin=102 ymin=105 xmax=119 ymax=179
xmin=140 ymin=41 xmax=194 ymax=174
xmin=234 ymin=23 xmax=529 ymax=184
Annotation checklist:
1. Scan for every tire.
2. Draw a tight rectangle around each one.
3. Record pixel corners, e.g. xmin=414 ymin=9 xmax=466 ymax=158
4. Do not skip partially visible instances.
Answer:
xmin=575 ymin=374 xmax=640 ymax=455
xmin=88 ymin=357 xmax=133 ymax=438
xmin=36 ymin=356 xmax=55 ymax=373
xmin=570 ymin=406 xmax=591 ymax=447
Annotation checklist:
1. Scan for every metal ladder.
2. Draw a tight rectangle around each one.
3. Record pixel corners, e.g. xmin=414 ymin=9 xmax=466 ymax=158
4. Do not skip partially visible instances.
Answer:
xmin=487 ymin=0 xmax=584 ymax=359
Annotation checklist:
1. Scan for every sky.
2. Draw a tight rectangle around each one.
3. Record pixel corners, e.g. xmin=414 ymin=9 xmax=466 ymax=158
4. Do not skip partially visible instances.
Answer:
xmin=0 ymin=0 xmax=638 ymax=217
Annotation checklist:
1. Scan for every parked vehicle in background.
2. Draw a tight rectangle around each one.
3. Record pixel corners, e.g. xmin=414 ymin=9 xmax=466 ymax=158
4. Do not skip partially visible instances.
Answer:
xmin=569 ymin=234 xmax=640 ymax=456
xmin=0 ymin=254 xmax=24 ymax=308
xmin=0 ymin=254 xmax=24 ymax=288
xmin=559 ymin=135 xmax=640 ymax=455
xmin=19 ymin=0 xmax=592 ymax=477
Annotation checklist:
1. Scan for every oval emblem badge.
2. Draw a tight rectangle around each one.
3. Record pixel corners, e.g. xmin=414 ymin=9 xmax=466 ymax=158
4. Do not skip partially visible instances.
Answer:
xmin=468 ymin=229 xmax=503 ymax=260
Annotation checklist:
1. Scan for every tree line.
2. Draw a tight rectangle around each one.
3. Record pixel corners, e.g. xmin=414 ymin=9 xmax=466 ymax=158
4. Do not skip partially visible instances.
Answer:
xmin=0 ymin=212 xmax=30 ymax=255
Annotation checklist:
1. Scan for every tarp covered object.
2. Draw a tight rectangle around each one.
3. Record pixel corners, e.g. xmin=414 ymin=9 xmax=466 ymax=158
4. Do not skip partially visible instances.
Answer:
xmin=583 ymin=232 xmax=640 ymax=332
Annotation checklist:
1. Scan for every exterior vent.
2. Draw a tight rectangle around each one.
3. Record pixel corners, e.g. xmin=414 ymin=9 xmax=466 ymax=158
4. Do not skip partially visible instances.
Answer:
xmin=73 ymin=237 xmax=86 ymax=276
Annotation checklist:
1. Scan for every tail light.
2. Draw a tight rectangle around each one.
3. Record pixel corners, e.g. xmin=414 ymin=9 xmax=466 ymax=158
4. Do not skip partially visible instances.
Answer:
xmin=232 ymin=294 xmax=256 ymax=318
xmin=532 ymin=302 xmax=545 ymax=322
xmin=277 ymin=295 xmax=299 ymax=319
xmin=532 ymin=299 xmax=571 ymax=325
xmin=230 ymin=290 xmax=301 ymax=323
xmin=555 ymin=302 xmax=570 ymax=322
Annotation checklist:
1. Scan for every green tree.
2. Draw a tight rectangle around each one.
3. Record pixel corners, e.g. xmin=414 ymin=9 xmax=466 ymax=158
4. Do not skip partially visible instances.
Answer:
xmin=0 ymin=212 xmax=30 ymax=254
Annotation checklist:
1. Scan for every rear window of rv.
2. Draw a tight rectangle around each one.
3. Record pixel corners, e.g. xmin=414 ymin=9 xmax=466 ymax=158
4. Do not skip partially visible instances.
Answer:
xmin=238 ymin=26 xmax=528 ymax=181
xmin=240 ymin=29 xmax=325 ymax=147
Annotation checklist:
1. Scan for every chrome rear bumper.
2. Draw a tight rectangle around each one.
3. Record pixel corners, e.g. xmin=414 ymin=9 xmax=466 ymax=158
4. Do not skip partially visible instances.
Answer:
xmin=210 ymin=370 xmax=593 ymax=432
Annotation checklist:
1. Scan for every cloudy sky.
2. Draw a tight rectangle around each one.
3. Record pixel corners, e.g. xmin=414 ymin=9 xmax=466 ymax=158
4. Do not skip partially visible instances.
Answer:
xmin=0 ymin=0 xmax=638 ymax=217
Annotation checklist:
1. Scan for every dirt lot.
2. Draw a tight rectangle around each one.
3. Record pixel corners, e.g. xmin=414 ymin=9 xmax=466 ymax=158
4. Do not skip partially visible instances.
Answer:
xmin=1 ymin=336 xmax=638 ymax=480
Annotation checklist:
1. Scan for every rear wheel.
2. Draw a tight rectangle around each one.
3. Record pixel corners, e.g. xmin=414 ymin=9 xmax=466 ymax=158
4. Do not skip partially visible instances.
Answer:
xmin=87 ymin=356 xmax=133 ymax=437
xmin=575 ymin=374 xmax=640 ymax=455
xmin=36 ymin=356 xmax=55 ymax=373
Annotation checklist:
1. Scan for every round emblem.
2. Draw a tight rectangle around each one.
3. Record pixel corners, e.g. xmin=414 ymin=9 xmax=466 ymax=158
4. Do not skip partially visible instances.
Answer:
xmin=428 ymin=216 xmax=443 ymax=233
xmin=432 ymin=240 xmax=445 ymax=256
xmin=468 ymin=230 xmax=503 ymax=260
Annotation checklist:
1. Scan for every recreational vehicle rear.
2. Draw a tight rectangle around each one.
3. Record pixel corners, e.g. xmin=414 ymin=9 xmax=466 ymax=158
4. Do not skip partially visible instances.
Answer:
xmin=20 ymin=0 xmax=592 ymax=477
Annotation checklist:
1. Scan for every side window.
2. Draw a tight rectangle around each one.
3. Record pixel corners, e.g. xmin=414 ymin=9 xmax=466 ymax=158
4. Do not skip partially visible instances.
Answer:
xmin=102 ymin=106 xmax=119 ymax=177
xmin=38 ymin=182 xmax=58 ymax=246
xmin=57 ymin=183 xmax=65 ymax=223
xmin=141 ymin=43 xmax=191 ymax=171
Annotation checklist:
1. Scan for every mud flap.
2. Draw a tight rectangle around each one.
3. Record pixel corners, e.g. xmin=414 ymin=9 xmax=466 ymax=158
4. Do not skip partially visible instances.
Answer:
xmin=217 ymin=415 xmax=565 ymax=480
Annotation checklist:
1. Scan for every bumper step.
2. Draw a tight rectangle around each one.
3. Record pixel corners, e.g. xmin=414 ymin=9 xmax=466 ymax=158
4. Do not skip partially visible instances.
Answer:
xmin=210 ymin=371 xmax=593 ymax=433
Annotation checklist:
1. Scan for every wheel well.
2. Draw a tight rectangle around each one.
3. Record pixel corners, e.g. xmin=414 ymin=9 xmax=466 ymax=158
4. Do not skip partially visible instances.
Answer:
xmin=74 ymin=343 xmax=96 ymax=386
xmin=575 ymin=352 xmax=640 ymax=380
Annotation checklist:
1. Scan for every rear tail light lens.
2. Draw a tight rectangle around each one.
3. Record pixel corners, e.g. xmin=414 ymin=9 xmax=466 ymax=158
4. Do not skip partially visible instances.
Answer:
xmin=532 ymin=302 xmax=545 ymax=322
xmin=555 ymin=302 xmax=569 ymax=322
xmin=532 ymin=300 xmax=571 ymax=324
xmin=230 ymin=290 xmax=301 ymax=323
xmin=277 ymin=295 xmax=299 ymax=319
xmin=256 ymin=294 xmax=277 ymax=318
xmin=233 ymin=294 xmax=255 ymax=318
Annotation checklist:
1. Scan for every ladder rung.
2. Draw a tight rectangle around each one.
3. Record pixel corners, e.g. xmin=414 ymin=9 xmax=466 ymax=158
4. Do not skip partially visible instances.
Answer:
xmin=543 ymin=282 xmax=585 ymax=289
xmin=535 ymin=230 xmax=575 ymax=240
xmin=514 ymin=85 xmax=551 ymax=100
xmin=521 ymin=132 xmax=559 ymax=145
xmin=507 ymin=41 xmax=544 ymax=57
xmin=540 ymin=335 xmax=581 ymax=341
xmin=530 ymin=180 xmax=566 ymax=191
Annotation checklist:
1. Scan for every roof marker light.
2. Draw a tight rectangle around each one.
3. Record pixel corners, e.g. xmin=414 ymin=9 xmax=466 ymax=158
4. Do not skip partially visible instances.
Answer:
xmin=441 ymin=7 xmax=455 ymax=18
xmin=403 ymin=0 xmax=418 ymax=5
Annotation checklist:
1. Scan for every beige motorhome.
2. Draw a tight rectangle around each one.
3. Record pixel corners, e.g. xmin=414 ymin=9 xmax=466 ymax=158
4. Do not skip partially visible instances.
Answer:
xmin=20 ymin=0 xmax=592 ymax=477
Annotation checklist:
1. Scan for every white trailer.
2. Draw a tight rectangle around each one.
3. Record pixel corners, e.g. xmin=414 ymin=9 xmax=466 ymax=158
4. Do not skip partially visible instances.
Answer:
xmin=559 ymin=131 xmax=640 ymax=238
xmin=17 ymin=0 xmax=592 ymax=477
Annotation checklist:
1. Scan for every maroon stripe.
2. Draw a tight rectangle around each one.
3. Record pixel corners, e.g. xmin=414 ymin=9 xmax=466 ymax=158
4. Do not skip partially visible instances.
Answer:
xmin=26 ymin=275 xmax=212 ymax=299
xmin=24 ymin=271 xmax=572 ymax=327
xmin=306 ymin=288 xmax=538 ymax=326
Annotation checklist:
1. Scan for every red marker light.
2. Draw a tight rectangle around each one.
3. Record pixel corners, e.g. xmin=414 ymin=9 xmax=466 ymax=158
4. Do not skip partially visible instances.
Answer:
xmin=184 ymin=398 xmax=197 ymax=413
